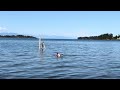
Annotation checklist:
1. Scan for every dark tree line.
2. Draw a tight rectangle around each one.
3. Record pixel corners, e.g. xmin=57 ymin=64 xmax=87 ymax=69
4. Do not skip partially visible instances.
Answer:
xmin=0 ymin=35 xmax=36 ymax=38
xmin=78 ymin=33 xmax=120 ymax=40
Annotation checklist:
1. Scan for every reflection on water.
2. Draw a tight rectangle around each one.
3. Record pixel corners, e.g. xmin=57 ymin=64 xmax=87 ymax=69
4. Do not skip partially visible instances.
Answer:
xmin=39 ymin=48 xmax=45 ymax=62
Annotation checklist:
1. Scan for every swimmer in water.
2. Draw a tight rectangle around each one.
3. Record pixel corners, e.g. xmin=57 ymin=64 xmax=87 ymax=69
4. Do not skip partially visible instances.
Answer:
xmin=56 ymin=52 xmax=63 ymax=58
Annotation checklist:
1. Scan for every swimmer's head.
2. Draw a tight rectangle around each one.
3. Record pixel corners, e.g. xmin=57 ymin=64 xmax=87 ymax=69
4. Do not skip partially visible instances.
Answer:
xmin=56 ymin=53 xmax=62 ymax=58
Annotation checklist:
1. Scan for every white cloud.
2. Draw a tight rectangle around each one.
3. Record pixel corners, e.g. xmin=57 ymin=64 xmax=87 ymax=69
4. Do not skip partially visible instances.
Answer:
xmin=0 ymin=26 xmax=7 ymax=32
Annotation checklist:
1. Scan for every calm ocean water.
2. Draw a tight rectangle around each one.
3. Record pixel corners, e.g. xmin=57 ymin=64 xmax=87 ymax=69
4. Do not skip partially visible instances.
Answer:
xmin=0 ymin=38 xmax=120 ymax=79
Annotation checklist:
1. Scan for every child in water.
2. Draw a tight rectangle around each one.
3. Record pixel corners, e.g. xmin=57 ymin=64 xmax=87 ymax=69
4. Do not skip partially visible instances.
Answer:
xmin=56 ymin=52 xmax=63 ymax=58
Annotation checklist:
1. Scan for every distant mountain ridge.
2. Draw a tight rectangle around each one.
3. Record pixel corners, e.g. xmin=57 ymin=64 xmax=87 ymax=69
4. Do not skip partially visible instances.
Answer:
xmin=0 ymin=32 xmax=75 ymax=39
xmin=0 ymin=32 xmax=37 ymax=38
xmin=0 ymin=32 xmax=18 ymax=35
xmin=37 ymin=35 xmax=74 ymax=39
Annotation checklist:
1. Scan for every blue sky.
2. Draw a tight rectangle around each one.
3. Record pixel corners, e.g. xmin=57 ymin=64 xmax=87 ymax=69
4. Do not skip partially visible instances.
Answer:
xmin=0 ymin=11 xmax=120 ymax=38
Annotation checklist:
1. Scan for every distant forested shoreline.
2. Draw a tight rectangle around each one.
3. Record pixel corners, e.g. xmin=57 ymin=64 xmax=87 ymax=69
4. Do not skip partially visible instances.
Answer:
xmin=0 ymin=35 xmax=37 ymax=39
xmin=78 ymin=33 xmax=120 ymax=40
